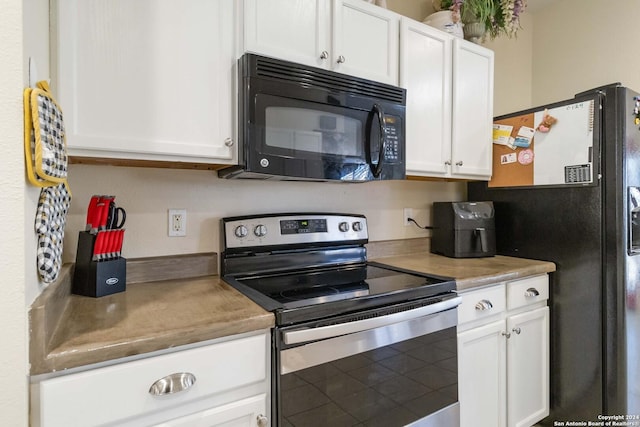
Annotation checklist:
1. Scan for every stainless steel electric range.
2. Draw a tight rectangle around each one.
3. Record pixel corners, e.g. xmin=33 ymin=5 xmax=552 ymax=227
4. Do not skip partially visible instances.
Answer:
xmin=220 ymin=213 xmax=461 ymax=427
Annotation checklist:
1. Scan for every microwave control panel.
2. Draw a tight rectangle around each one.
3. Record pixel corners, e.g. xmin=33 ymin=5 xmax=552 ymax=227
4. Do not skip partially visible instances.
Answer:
xmin=383 ymin=115 xmax=402 ymax=163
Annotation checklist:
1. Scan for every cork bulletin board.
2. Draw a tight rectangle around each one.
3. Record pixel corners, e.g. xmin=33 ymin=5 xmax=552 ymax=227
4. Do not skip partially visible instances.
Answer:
xmin=489 ymin=113 xmax=535 ymax=188
xmin=488 ymin=97 xmax=595 ymax=188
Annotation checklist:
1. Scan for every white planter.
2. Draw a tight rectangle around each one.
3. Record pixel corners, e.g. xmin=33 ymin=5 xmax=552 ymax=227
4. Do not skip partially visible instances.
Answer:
xmin=423 ymin=10 xmax=464 ymax=38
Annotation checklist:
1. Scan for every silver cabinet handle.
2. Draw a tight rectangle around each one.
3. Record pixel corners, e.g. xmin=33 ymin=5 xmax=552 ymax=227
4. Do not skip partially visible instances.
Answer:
xmin=444 ymin=160 xmax=452 ymax=165
xmin=337 ymin=55 xmax=346 ymax=64
xmin=257 ymin=414 xmax=269 ymax=427
xmin=524 ymin=287 xmax=540 ymax=297
xmin=502 ymin=331 xmax=511 ymax=339
xmin=224 ymin=137 xmax=234 ymax=147
xmin=320 ymin=50 xmax=329 ymax=60
xmin=475 ymin=299 xmax=493 ymax=311
xmin=512 ymin=327 xmax=522 ymax=335
xmin=455 ymin=161 xmax=464 ymax=166
xmin=148 ymin=372 xmax=196 ymax=396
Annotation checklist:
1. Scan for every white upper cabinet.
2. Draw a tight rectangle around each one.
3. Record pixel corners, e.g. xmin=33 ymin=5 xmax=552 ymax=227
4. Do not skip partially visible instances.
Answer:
xmin=400 ymin=19 xmax=452 ymax=176
xmin=451 ymin=39 xmax=494 ymax=179
xmin=332 ymin=0 xmax=399 ymax=85
xmin=400 ymin=19 xmax=494 ymax=180
xmin=243 ymin=0 xmax=399 ymax=85
xmin=243 ymin=0 xmax=331 ymax=69
xmin=53 ymin=0 xmax=238 ymax=164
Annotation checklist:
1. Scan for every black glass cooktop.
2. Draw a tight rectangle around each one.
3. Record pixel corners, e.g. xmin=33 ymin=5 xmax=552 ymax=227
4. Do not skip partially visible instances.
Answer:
xmin=226 ymin=263 xmax=455 ymax=325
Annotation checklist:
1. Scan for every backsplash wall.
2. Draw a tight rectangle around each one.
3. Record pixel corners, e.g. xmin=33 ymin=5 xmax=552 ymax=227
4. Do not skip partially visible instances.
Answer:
xmin=63 ymin=164 xmax=465 ymax=263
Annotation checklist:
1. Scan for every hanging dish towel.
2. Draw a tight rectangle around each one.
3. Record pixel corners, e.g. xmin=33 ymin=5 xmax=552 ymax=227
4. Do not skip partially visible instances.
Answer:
xmin=34 ymin=181 xmax=72 ymax=283
xmin=24 ymin=80 xmax=72 ymax=283
xmin=24 ymin=80 xmax=68 ymax=187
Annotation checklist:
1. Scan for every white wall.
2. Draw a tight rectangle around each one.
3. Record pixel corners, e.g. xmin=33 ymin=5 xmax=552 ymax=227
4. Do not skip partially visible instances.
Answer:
xmin=1 ymin=0 xmax=29 ymax=424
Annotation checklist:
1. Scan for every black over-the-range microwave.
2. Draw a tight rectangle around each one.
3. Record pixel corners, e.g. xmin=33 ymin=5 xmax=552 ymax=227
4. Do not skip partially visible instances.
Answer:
xmin=218 ymin=54 xmax=407 ymax=182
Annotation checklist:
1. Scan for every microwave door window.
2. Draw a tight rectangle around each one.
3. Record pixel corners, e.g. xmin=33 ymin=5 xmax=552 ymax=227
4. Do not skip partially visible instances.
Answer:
xmin=264 ymin=107 xmax=363 ymax=158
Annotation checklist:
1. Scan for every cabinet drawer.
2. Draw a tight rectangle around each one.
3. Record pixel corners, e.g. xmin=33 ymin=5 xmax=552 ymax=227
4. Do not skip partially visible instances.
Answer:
xmin=35 ymin=333 xmax=267 ymax=427
xmin=458 ymin=284 xmax=505 ymax=325
xmin=507 ymin=275 xmax=549 ymax=310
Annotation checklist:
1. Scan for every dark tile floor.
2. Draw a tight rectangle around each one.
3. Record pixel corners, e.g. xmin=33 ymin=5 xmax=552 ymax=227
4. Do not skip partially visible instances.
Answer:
xmin=280 ymin=329 xmax=458 ymax=427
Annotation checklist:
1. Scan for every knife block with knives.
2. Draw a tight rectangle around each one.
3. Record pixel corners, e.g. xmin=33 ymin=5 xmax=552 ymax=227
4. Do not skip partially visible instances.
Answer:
xmin=72 ymin=195 xmax=127 ymax=297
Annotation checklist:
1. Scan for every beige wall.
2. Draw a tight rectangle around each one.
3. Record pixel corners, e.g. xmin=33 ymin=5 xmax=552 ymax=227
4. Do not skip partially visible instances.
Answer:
xmin=532 ymin=0 xmax=640 ymax=105
xmin=64 ymin=166 xmax=465 ymax=262
xmin=485 ymin=12 xmax=534 ymax=115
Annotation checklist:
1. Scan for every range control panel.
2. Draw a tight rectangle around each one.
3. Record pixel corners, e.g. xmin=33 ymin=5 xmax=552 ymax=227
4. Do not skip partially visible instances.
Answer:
xmin=223 ymin=213 xmax=368 ymax=249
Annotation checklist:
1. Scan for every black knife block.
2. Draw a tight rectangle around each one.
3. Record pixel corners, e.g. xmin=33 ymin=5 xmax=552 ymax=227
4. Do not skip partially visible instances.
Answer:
xmin=72 ymin=231 xmax=126 ymax=298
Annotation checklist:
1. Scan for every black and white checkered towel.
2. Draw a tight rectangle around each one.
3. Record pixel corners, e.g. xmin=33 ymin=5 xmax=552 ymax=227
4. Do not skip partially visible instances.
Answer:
xmin=35 ymin=181 xmax=71 ymax=283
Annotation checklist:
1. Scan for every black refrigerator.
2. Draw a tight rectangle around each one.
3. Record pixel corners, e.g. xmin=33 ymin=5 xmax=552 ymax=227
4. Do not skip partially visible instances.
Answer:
xmin=468 ymin=83 xmax=640 ymax=423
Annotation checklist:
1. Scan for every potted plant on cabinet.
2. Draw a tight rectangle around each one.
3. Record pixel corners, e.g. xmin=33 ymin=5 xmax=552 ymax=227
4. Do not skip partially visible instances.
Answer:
xmin=429 ymin=0 xmax=527 ymax=43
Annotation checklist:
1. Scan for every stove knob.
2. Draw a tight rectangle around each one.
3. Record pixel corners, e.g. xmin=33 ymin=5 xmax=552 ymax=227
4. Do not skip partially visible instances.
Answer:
xmin=338 ymin=221 xmax=350 ymax=232
xmin=254 ymin=224 xmax=267 ymax=237
xmin=353 ymin=221 xmax=364 ymax=232
xmin=234 ymin=225 xmax=248 ymax=238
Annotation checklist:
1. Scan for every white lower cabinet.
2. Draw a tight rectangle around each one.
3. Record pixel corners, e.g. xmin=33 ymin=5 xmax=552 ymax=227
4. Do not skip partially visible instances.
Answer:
xmin=155 ymin=394 xmax=267 ymax=427
xmin=31 ymin=331 xmax=270 ymax=427
xmin=507 ymin=307 xmax=550 ymax=427
xmin=458 ymin=275 xmax=550 ymax=427
xmin=458 ymin=319 xmax=507 ymax=427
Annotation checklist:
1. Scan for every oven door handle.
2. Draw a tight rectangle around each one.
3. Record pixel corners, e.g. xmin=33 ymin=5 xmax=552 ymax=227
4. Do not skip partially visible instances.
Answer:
xmin=282 ymin=296 xmax=462 ymax=345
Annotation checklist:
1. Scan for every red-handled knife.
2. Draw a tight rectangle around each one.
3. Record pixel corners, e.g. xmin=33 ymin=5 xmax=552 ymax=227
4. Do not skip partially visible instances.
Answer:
xmin=116 ymin=229 xmax=125 ymax=257
xmin=97 ymin=196 xmax=115 ymax=231
xmin=92 ymin=232 xmax=105 ymax=261
xmin=85 ymin=195 xmax=101 ymax=232
xmin=104 ymin=230 xmax=114 ymax=260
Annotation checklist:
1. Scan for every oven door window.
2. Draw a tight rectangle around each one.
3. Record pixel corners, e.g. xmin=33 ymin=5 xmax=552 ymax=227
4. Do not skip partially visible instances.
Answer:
xmin=277 ymin=310 xmax=459 ymax=426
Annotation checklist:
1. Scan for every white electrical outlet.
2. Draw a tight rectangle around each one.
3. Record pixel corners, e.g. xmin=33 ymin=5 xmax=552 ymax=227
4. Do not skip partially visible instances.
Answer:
xmin=403 ymin=208 xmax=414 ymax=227
xmin=168 ymin=209 xmax=187 ymax=237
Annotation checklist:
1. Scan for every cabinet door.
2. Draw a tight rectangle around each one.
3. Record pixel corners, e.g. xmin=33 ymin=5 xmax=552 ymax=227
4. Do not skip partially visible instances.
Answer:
xmin=156 ymin=394 xmax=267 ymax=427
xmin=507 ymin=306 xmax=550 ymax=427
xmin=451 ymin=39 xmax=494 ymax=179
xmin=400 ymin=19 xmax=452 ymax=177
xmin=332 ymin=0 xmax=399 ymax=85
xmin=54 ymin=0 xmax=237 ymax=164
xmin=243 ymin=0 xmax=331 ymax=69
xmin=458 ymin=320 xmax=507 ymax=427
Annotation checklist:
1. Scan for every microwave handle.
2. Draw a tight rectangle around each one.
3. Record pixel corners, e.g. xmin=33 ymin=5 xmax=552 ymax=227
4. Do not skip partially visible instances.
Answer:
xmin=369 ymin=103 xmax=387 ymax=178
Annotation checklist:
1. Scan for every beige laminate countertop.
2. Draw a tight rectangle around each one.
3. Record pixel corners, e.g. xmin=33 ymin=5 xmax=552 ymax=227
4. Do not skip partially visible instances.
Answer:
xmin=30 ymin=265 xmax=274 ymax=376
xmin=30 ymin=249 xmax=555 ymax=376
xmin=372 ymin=252 xmax=556 ymax=291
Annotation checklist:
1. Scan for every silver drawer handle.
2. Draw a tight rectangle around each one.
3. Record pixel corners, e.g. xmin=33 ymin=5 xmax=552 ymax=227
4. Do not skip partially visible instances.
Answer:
xmin=337 ymin=55 xmax=346 ymax=64
xmin=512 ymin=327 xmax=522 ymax=335
xmin=475 ymin=299 xmax=493 ymax=311
xmin=501 ymin=331 xmax=511 ymax=339
xmin=320 ymin=50 xmax=329 ymax=60
xmin=224 ymin=137 xmax=234 ymax=147
xmin=149 ymin=372 xmax=196 ymax=396
xmin=524 ymin=287 xmax=540 ymax=297
xmin=455 ymin=161 xmax=464 ymax=166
